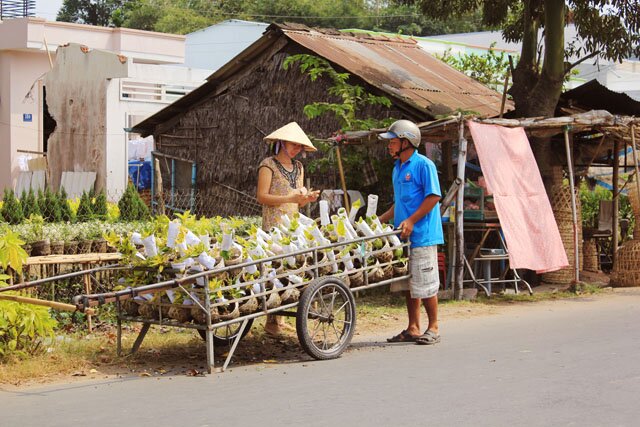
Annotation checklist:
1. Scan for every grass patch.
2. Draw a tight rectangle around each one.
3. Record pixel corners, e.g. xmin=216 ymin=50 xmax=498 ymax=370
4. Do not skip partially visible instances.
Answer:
xmin=479 ymin=282 xmax=606 ymax=304
xmin=0 ymin=327 xmax=204 ymax=386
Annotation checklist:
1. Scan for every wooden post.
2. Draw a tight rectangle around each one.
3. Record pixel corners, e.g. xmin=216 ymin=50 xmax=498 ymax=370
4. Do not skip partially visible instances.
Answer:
xmin=306 ymin=177 xmax=312 ymax=217
xmin=442 ymin=133 xmax=454 ymax=291
xmin=335 ymin=146 xmax=350 ymax=209
xmin=563 ymin=127 xmax=580 ymax=284
xmin=612 ymin=138 xmax=620 ymax=268
xmin=83 ymin=263 xmax=93 ymax=332
xmin=154 ymin=158 xmax=165 ymax=216
xmin=454 ymin=118 xmax=467 ymax=300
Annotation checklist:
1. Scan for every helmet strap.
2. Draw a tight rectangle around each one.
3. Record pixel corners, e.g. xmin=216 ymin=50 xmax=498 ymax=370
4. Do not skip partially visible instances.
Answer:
xmin=394 ymin=139 xmax=414 ymax=159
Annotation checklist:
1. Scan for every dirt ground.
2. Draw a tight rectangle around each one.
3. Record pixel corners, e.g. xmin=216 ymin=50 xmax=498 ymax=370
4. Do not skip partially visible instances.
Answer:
xmin=0 ymin=283 xmax=614 ymax=389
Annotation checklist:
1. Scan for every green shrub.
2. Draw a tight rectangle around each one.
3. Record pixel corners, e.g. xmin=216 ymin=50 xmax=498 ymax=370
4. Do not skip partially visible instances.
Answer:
xmin=1 ymin=189 xmax=24 ymax=225
xmin=0 ymin=301 xmax=57 ymax=360
xmin=92 ymin=191 xmax=108 ymax=221
xmin=118 ymin=184 xmax=150 ymax=221
xmin=42 ymin=188 xmax=62 ymax=223
xmin=579 ymin=180 xmax=635 ymax=237
xmin=58 ymin=188 xmax=74 ymax=222
xmin=0 ymin=226 xmax=56 ymax=360
xmin=22 ymin=188 xmax=41 ymax=219
xmin=37 ymin=189 xmax=46 ymax=216
xmin=76 ymin=191 xmax=94 ymax=222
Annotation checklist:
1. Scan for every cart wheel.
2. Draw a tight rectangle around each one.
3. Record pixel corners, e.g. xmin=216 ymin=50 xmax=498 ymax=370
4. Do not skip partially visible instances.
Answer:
xmin=296 ymin=277 xmax=356 ymax=360
xmin=197 ymin=319 xmax=254 ymax=347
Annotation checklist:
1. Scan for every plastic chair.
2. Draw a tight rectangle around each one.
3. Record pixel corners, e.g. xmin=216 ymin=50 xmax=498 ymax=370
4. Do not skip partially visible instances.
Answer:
xmin=437 ymin=252 xmax=447 ymax=287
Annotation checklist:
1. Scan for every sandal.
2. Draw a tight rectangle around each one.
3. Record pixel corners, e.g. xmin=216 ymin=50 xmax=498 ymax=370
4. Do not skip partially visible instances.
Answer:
xmin=386 ymin=330 xmax=418 ymax=343
xmin=415 ymin=330 xmax=441 ymax=345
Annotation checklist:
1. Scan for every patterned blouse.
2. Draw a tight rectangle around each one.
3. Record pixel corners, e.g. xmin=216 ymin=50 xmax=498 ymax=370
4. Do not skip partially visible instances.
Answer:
xmin=258 ymin=156 xmax=304 ymax=231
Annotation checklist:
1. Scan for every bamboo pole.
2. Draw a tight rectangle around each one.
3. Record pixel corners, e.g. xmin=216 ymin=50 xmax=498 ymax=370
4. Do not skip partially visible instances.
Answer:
xmin=499 ymin=69 xmax=511 ymax=118
xmin=154 ymin=158 xmax=165 ymax=216
xmin=454 ymin=118 xmax=467 ymax=300
xmin=335 ymin=145 xmax=350 ymax=209
xmin=612 ymin=138 xmax=620 ymax=268
xmin=563 ymin=127 xmax=580 ymax=284
xmin=0 ymin=294 xmax=95 ymax=315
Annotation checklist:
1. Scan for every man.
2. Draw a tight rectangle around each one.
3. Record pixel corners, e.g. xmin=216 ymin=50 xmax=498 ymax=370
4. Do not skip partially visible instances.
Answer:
xmin=378 ymin=119 xmax=444 ymax=345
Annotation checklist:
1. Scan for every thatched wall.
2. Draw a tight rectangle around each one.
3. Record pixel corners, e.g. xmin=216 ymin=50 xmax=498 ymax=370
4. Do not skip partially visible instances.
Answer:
xmin=154 ymin=41 xmax=412 ymax=217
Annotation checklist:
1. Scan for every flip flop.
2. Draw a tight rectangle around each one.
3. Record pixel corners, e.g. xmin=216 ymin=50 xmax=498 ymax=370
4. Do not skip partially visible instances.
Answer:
xmin=386 ymin=330 xmax=418 ymax=343
xmin=415 ymin=330 xmax=441 ymax=345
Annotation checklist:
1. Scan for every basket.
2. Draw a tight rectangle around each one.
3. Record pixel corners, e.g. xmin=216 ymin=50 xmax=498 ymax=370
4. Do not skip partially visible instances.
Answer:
xmin=224 ymin=254 xmax=244 ymax=277
xmin=611 ymin=239 xmax=640 ymax=287
xmin=239 ymin=291 xmax=259 ymax=315
xmin=31 ymin=239 xmax=51 ymax=256
xmin=64 ymin=241 xmax=78 ymax=255
xmin=92 ymin=239 xmax=107 ymax=253
xmin=168 ymin=305 xmax=192 ymax=323
xmin=50 ymin=241 xmax=65 ymax=255
xmin=191 ymin=300 xmax=240 ymax=324
xmin=628 ymin=180 xmax=640 ymax=239
xmin=348 ymin=269 xmax=364 ymax=288
xmin=393 ymin=261 xmax=408 ymax=277
xmin=121 ymin=298 xmax=140 ymax=316
xmin=77 ymin=240 xmax=92 ymax=254
xmin=261 ymin=288 xmax=282 ymax=311
xmin=138 ymin=301 xmax=159 ymax=320
xmin=583 ymin=238 xmax=599 ymax=272
xmin=280 ymin=287 xmax=301 ymax=304
xmin=542 ymin=184 xmax=583 ymax=284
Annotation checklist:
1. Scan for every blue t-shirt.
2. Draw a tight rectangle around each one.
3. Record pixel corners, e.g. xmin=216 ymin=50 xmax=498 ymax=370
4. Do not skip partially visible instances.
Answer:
xmin=392 ymin=150 xmax=444 ymax=248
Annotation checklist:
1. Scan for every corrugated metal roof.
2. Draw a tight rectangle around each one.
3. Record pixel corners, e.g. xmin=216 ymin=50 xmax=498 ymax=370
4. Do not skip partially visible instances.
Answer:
xmin=282 ymin=26 xmax=508 ymax=118
xmin=561 ymin=79 xmax=640 ymax=116
xmin=134 ymin=23 xmax=508 ymax=135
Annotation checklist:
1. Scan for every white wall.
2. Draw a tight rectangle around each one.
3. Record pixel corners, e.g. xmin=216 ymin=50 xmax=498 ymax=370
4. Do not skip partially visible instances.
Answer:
xmin=104 ymin=63 xmax=209 ymax=197
xmin=0 ymin=50 xmax=53 ymax=191
xmin=185 ymin=20 xmax=267 ymax=71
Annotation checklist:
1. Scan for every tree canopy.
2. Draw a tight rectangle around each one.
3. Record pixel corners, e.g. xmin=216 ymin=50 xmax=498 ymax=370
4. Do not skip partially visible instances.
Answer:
xmin=403 ymin=0 xmax=640 ymax=117
xmin=56 ymin=0 xmax=488 ymax=36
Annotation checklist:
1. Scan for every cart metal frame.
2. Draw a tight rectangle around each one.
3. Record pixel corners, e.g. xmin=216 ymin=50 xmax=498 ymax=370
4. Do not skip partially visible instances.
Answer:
xmin=72 ymin=230 xmax=411 ymax=374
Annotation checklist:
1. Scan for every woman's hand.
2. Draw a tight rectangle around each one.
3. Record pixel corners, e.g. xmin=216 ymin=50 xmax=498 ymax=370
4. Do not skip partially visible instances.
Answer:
xmin=290 ymin=188 xmax=320 ymax=206
xmin=288 ymin=189 xmax=309 ymax=205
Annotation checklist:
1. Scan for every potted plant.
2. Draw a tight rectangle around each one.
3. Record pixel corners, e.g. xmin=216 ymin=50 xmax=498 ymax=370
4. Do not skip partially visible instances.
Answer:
xmin=62 ymin=223 xmax=79 ymax=255
xmin=87 ymin=222 xmax=107 ymax=253
xmin=27 ymin=216 xmax=50 ymax=256
xmin=12 ymin=223 xmax=35 ymax=256
xmin=47 ymin=223 xmax=65 ymax=255
xmin=76 ymin=224 xmax=93 ymax=254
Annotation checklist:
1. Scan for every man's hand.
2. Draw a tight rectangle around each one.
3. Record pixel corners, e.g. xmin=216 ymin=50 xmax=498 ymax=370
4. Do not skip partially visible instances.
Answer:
xmin=399 ymin=218 xmax=414 ymax=240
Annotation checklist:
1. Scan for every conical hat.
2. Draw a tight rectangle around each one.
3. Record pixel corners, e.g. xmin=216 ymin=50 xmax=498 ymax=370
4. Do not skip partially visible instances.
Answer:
xmin=263 ymin=122 xmax=317 ymax=152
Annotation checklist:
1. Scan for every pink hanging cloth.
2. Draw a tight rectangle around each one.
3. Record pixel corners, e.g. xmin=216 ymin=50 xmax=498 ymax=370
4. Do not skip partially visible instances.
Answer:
xmin=467 ymin=121 xmax=568 ymax=273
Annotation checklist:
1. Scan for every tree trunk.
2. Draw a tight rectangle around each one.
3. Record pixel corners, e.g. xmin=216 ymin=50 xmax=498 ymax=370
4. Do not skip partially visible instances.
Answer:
xmin=511 ymin=0 xmax=566 ymax=192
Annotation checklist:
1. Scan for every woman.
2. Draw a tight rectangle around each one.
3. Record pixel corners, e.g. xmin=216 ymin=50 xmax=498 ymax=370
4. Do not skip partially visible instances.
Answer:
xmin=257 ymin=122 xmax=319 ymax=335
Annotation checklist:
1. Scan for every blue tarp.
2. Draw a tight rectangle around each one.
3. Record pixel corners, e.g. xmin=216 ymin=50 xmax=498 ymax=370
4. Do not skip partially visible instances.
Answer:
xmin=128 ymin=160 xmax=151 ymax=190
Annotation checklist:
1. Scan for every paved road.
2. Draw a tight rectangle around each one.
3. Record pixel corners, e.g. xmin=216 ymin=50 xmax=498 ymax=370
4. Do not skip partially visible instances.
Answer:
xmin=3 ymin=289 xmax=640 ymax=427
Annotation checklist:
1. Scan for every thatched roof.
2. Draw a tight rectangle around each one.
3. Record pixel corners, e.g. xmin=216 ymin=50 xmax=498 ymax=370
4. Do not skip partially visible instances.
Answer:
xmin=133 ymin=23 xmax=507 ymax=136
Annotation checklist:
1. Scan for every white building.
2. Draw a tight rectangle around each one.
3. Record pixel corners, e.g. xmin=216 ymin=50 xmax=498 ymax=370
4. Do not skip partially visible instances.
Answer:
xmin=184 ymin=19 xmax=268 ymax=71
xmin=0 ymin=17 xmax=209 ymax=194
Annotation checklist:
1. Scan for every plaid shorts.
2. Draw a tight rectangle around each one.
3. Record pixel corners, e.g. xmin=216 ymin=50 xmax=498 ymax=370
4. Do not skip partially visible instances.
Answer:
xmin=390 ymin=245 xmax=440 ymax=299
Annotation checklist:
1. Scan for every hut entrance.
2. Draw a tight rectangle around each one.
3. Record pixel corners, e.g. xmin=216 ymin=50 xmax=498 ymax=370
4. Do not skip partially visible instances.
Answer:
xmin=151 ymin=151 xmax=261 ymax=218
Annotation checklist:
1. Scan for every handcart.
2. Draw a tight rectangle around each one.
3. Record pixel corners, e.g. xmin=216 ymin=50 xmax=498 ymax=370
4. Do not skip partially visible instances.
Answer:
xmin=72 ymin=230 xmax=411 ymax=374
